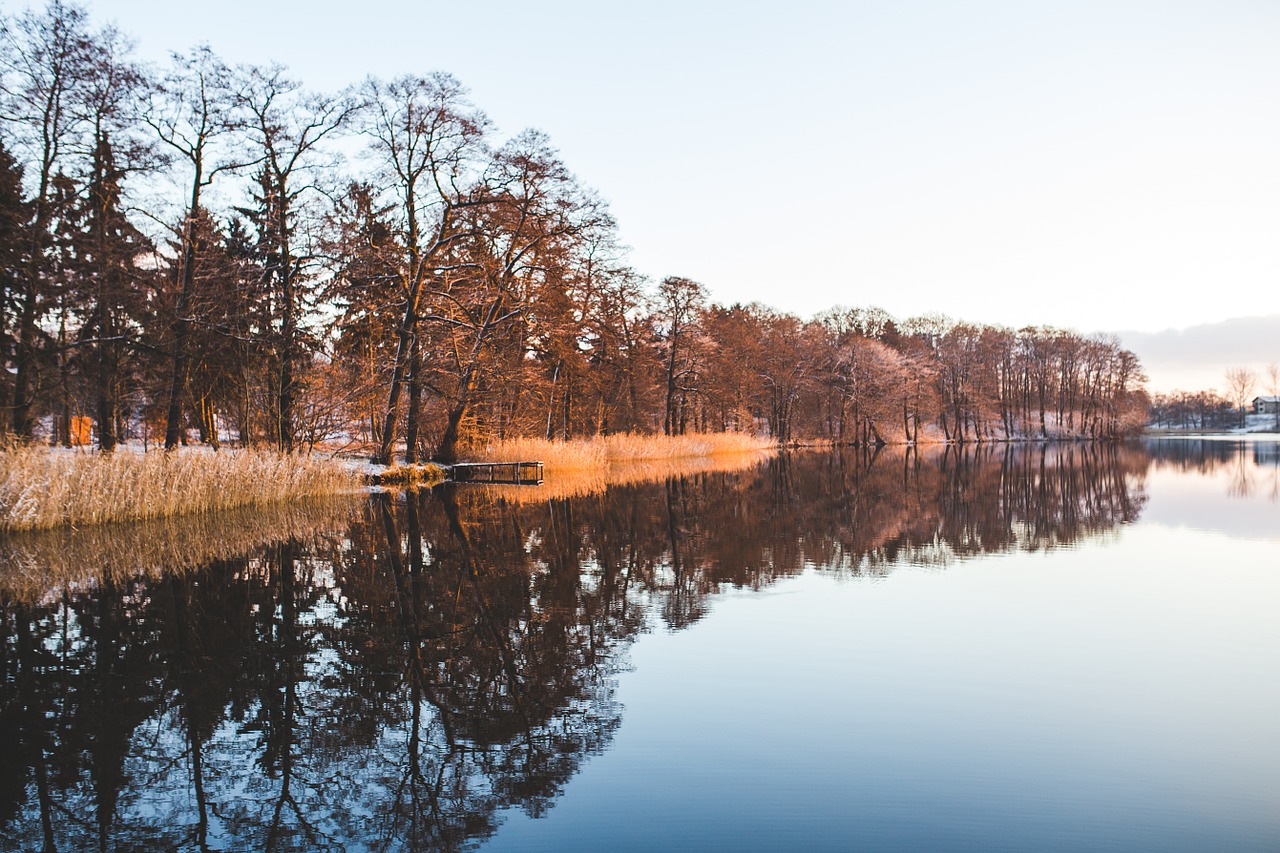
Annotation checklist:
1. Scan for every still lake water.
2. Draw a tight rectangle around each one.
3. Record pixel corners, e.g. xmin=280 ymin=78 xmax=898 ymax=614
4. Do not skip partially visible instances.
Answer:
xmin=1 ymin=439 xmax=1277 ymax=852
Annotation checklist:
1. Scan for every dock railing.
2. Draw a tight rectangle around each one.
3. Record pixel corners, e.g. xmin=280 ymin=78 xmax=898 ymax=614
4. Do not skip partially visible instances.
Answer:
xmin=449 ymin=461 xmax=544 ymax=485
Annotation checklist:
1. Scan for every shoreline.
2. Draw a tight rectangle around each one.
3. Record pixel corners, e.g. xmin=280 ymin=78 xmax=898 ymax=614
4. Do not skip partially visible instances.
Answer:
xmin=0 ymin=445 xmax=363 ymax=533
xmin=8 ymin=428 xmax=1276 ymax=533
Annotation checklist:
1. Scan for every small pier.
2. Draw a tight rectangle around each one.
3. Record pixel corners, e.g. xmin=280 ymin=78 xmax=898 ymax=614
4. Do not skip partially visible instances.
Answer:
xmin=449 ymin=461 xmax=544 ymax=485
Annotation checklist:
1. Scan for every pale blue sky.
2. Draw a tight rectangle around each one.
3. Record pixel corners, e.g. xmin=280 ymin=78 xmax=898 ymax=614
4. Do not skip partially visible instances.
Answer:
xmin=78 ymin=0 xmax=1280 ymax=334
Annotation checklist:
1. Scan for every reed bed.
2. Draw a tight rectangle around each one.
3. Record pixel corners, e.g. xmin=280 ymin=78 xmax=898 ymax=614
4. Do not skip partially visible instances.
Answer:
xmin=473 ymin=449 xmax=777 ymax=503
xmin=465 ymin=431 xmax=776 ymax=502
xmin=0 ymin=446 xmax=362 ymax=532
xmin=470 ymin=431 xmax=776 ymax=475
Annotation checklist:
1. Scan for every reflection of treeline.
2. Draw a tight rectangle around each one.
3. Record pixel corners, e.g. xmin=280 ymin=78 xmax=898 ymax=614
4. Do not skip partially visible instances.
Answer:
xmin=450 ymin=444 xmax=1149 ymax=629
xmin=1144 ymin=438 xmax=1246 ymax=472
xmin=1143 ymin=438 xmax=1280 ymax=501
xmin=1144 ymin=437 xmax=1280 ymax=472
xmin=0 ymin=444 xmax=1149 ymax=850
xmin=0 ymin=3 xmax=1147 ymax=465
xmin=0 ymin=494 xmax=633 ymax=851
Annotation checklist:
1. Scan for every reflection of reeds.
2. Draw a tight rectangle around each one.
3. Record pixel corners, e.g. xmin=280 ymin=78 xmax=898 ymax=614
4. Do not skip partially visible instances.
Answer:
xmin=466 ymin=433 xmax=776 ymax=501
xmin=0 ymin=496 xmax=362 ymax=603
xmin=469 ymin=432 xmax=775 ymax=473
xmin=0 ymin=447 xmax=362 ymax=531
xmin=471 ymin=449 xmax=776 ymax=502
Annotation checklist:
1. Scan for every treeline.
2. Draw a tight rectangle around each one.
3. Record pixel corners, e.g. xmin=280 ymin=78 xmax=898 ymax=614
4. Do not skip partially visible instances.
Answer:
xmin=1147 ymin=390 xmax=1241 ymax=431
xmin=0 ymin=1 xmax=1149 ymax=462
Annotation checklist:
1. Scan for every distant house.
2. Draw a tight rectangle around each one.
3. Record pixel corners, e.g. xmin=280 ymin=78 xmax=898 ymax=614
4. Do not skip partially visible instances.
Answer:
xmin=1253 ymin=395 xmax=1280 ymax=415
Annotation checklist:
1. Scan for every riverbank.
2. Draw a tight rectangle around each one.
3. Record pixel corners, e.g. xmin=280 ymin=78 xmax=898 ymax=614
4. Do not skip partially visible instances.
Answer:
xmin=0 ymin=434 xmax=773 ymax=531
xmin=1145 ymin=428 xmax=1280 ymax=438
xmin=1146 ymin=411 xmax=1280 ymax=436
xmin=0 ymin=446 xmax=363 ymax=532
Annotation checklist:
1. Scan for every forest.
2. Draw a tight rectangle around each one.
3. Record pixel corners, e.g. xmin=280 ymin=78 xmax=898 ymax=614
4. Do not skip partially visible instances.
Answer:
xmin=0 ymin=1 xmax=1150 ymax=465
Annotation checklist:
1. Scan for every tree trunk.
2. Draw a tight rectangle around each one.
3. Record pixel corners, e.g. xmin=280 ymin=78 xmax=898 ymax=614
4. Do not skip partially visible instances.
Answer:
xmin=164 ymin=175 xmax=203 ymax=450
xmin=374 ymin=298 xmax=418 ymax=464
xmin=275 ymin=179 xmax=297 ymax=453
xmin=10 ymin=280 xmax=41 ymax=438
xmin=404 ymin=331 xmax=422 ymax=463
xmin=434 ymin=365 xmax=477 ymax=464
xmin=562 ymin=368 xmax=573 ymax=440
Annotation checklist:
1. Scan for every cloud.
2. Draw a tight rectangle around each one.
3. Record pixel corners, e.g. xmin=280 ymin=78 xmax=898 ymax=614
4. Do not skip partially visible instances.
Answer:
xmin=1117 ymin=315 xmax=1280 ymax=393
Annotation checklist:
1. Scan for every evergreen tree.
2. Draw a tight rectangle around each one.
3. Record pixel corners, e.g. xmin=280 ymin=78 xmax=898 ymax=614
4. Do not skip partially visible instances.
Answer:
xmin=0 ymin=140 xmax=31 ymax=433
xmin=72 ymin=132 xmax=151 ymax=450
xmin=324 ymin=182 xmax=402 ymax=447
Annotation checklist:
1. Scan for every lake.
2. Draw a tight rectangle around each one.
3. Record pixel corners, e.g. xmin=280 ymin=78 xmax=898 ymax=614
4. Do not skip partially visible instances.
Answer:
xmin=1 ymin=439 xmax=1277 ymax=852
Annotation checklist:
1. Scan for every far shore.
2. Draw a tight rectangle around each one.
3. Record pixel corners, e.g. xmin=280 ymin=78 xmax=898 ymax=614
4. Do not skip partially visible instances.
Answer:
xmin=0 ymin=433 xmax=776 ymax=533
xmin=1143 ymin=429 xmax=1280 ymax=438
xmin=7 ymin=427 xmax=1277 ymax=533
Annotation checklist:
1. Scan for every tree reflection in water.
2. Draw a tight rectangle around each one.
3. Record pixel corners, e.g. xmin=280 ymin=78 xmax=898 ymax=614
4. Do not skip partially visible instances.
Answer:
xmin=0 ymin=443 xmax=1153 ymax=851
xmin=1144 ymin=437 xmax=1280 ymax=501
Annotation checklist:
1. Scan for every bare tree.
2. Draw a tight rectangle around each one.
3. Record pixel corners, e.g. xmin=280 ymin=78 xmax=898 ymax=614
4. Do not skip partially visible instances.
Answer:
xmin=357 ymin=73 xmax=489 ymax=465
xmin=655 ymin=276 xmax=706 ymax=436
xmin=559 ymin=228 xmax=647 ymax=435
xmin=1223 ymin=366 xmax=1256 ymax=430
xmin=239 ymin=64 xmax=355 ymax=451
xmin=144 ymin=45 xmax=252 ymax=449
xmin=0 ymin=0 xmax=97 ymax=437
xmin=1266 ymin=362 xmax=1279 ymax=432
xmin=428 ymin=130 xmax=610 ymax=462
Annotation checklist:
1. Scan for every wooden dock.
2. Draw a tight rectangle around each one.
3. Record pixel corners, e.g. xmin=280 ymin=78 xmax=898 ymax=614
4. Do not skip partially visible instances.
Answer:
xmin=449 ymin=461 xmax=544 ymax=485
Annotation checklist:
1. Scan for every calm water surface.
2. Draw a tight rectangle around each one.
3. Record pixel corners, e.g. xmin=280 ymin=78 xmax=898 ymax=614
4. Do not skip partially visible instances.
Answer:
xmin=1 ymin=440 xmax=1277 ymax=851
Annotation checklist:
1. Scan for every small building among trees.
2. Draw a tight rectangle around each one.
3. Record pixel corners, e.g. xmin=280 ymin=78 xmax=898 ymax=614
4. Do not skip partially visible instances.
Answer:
xmin=1253 ymin=396 xmax=1280 ymax=415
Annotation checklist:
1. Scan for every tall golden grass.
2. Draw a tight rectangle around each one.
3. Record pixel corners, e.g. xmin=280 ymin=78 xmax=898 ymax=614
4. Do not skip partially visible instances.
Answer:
xmin=466 ymin=431 xmax=777 ymax=502
xmin=474 ymin=450 xmax=777 ymax=502
xmin=470 ymin=431 xmax=776 ymax=474
xmin=0 ymin=446 xmax=362 ymax=532
xmin=374 ymin=462 xmax=446 ymax=488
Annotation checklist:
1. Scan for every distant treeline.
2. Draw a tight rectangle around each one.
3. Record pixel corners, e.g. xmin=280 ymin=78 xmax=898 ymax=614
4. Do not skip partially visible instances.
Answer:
xmin=1147 ymin=391 xmax=1242 ymax=431
xmin=0 ymin=1 xmax=1149 ymax=461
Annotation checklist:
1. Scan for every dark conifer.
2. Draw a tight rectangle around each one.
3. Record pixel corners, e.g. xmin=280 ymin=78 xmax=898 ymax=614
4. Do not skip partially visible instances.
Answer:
xmin=0 ymin=140 xmax=32 ymax=438
xmin=73 ymin=132 xmax=151 ymax=450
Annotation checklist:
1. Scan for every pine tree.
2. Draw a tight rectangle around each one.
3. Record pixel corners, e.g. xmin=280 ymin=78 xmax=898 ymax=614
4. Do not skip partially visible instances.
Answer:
xmin=73 ymin=131 xmax=150 ymax=450
xmin=0 ymin=139 xmax=32 ymax=436
xmin=324 ymin=182 xmax=401 ymax=448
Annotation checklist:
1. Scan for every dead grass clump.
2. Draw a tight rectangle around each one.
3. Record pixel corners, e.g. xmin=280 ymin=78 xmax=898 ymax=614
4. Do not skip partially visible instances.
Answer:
xmin=472 ymin=431 xmax=775 ymax=475
xmin=0 ymin=446 xmax=362 ymax=532
xmin=373 ymin=463 xmax=446 ymax=488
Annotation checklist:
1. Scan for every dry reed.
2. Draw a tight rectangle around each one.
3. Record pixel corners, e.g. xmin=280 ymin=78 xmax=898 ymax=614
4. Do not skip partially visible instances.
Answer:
xmin=474 ymin=449 xmax=777 ymax=503
xmin=0 ymin=446 xmax=362 ymax=532
xmin=375 ymin=463 xmax=446 ymax=488
xmin=470 ymin=431 xmax=776 ymax=474
xmin=465 ymin=431 xmax=776 ymax=502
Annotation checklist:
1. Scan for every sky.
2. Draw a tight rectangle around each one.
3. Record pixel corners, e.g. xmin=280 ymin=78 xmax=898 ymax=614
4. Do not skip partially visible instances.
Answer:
xmin=68 ymin=0 xmax=1280 ymax=337
xmin=1117 ymin=314 xmax=1279 ymax=393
